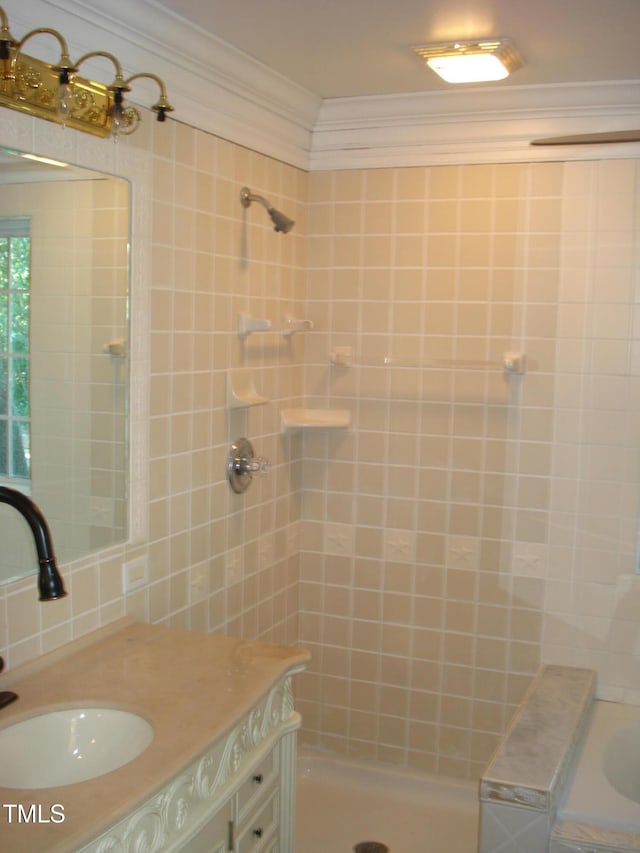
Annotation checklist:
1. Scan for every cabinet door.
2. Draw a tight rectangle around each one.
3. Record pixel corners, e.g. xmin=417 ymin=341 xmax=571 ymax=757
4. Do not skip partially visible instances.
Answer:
xmin=235 ymin=790 xmax=279 ymax=852
xmin=180 ymin=798 xmax=232 ymax=853
xmin=237 ymin=748 xmax=278 ymax=819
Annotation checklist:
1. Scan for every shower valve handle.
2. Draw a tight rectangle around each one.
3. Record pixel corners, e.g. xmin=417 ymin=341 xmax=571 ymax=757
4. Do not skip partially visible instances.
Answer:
xmin=245 ymin=456 xmax=270 ymax=475
xmin=227 ymin=438 xmax=271 ymax=493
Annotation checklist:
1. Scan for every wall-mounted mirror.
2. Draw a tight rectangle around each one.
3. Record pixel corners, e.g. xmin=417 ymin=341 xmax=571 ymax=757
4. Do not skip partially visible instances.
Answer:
xmin=0 ymin=146 xmax=130 ymax=584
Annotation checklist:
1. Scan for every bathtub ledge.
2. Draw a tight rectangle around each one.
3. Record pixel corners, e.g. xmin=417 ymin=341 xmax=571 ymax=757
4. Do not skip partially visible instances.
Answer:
xmin=480 ymin=665 xmax=596 ymax=812
xmin=551 ymin=818 xmax=640 ymax=853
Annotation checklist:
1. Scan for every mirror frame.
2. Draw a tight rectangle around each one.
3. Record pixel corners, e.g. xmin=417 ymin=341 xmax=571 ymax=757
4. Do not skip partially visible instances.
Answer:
xmin=1 ymin=107 xmax=151 ymax=572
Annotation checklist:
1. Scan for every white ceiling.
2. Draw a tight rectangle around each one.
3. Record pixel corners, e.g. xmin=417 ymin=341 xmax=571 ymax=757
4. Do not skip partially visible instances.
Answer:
xmin=154 ymin=0 xmax=640 ymax=99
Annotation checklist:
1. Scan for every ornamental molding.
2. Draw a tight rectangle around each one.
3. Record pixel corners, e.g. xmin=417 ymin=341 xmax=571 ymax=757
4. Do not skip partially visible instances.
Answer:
xmin=82 ymin=675 xmax=298 ymax=853
xmin=309 ymin=80 xmax=640 ymax=169
xmin=17 ymin=0 xmax=640 ymax=170
xmin=480 ymin=780 xmax=549 ymax=812
xmin=550 ymin=819 xmax=640 ymax=853
xmin=14 ymin=0 xmax=320 ymax=170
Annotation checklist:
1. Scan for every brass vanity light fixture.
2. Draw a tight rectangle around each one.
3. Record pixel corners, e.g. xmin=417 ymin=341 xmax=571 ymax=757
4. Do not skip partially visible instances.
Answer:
xmin=0 ymin=5 xmax=173 ymax=137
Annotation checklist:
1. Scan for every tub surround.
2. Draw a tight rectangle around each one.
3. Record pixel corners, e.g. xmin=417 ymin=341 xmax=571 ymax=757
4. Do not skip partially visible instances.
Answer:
xmin=479 ymin=665 xmax=596 ymax=853
xmin=551 ymin=700 xmax=640 ymax=852
xmin=481 ymin=665 xmax=596 ymax=809
xmin=551 ymin=821 xmax=640 ymax=853
xmin=0 ymin=618 xmax=310 ymax=852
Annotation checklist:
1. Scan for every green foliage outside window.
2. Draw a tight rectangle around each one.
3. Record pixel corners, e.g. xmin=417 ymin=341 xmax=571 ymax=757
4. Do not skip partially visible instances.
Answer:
xmin=0 ymin=220 xmax=31 ymax=481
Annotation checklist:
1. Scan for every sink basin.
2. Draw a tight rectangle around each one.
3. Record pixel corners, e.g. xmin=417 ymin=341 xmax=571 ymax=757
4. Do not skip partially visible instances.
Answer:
xmin=0 ymin=707 xmax=154 ymax=789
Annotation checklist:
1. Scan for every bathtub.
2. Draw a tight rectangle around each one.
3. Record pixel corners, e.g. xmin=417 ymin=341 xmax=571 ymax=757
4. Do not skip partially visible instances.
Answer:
xmin=558 ymin=699 xmax=640 ymax=834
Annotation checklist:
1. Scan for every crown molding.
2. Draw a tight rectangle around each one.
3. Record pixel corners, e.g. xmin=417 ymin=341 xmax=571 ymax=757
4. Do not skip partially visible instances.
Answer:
xmin=310 ymin=81 xmax=640 ymax=169
xmin=11 ymin=0 xmax=321 ymax=169
xmin=8 ymin=1 xmax=640 ymax=171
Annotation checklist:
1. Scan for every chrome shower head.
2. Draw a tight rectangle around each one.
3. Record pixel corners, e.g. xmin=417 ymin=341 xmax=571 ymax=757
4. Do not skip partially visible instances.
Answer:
xmin=240 ymin=186 xmax=295 ymax=233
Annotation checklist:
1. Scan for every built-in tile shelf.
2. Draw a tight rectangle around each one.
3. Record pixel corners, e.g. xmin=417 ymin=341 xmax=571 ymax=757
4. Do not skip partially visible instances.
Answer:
xmin=226 ymin=369 xmax=269 ymax=409
xmin=280 ymin=408 xmax=351 ymax=432
xmin=238 ymin=313 xmax=272 ymax=338
xmin=238 ymin=313 xmax=314 ymax=338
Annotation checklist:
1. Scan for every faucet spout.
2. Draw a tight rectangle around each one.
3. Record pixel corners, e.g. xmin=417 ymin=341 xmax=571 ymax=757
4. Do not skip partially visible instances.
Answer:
xmin=0 ymin=487 xmax=67 ymax=600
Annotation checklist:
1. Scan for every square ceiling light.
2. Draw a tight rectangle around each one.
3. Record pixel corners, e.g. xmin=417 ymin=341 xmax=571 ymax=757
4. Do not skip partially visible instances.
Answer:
xmin=413 ymin=39 xmax=523 ymax=84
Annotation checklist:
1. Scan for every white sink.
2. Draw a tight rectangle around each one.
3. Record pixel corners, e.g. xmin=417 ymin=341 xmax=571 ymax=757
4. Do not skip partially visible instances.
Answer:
xmin=0 ymin=707 xmax=154 ymax=789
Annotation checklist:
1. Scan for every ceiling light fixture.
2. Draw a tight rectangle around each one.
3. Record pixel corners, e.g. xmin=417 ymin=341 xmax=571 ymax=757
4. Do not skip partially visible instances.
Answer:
xmin=413 ymin=38 xmax=523 ymax=84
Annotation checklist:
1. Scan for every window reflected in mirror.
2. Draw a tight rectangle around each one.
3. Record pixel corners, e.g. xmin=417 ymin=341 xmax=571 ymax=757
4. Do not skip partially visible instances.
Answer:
xmin=0 ymin=148 xmax=130 ymax=584
xmin=0 ymin=216 xmax=31 ymax=484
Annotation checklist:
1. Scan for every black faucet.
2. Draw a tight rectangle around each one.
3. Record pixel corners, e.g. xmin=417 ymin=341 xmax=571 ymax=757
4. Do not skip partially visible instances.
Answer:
xmin=0 ymin=655 xmax=16 ymax=709
xmin=0 ymin=487 xmax=67 ymax=709
xmin=0 ymin=486 xmax=66 ymax=601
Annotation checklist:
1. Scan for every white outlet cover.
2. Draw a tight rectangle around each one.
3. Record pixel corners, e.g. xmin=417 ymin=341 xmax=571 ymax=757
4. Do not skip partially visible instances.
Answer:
xmin=122 ymin=556 xmax=148 ymax=594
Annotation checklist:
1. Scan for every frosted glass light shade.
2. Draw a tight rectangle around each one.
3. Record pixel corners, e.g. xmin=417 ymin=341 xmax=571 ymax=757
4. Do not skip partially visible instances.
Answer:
xmin=414 ymin=39 xmax=522 ymax=84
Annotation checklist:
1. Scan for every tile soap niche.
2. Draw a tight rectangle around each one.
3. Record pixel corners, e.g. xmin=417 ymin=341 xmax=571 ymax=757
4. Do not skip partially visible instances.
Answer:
xmin=280 ymin=408 xmax=351 ymax=432
xmin=226 ymin=368 xmax=269 ymax=409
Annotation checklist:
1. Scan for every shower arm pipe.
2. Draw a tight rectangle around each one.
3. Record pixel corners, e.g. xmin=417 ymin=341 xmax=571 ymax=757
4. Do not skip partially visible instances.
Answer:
xmin=239 ymin=186 xmax=295 ymax=233
xmin=241 ymin=188 xmax=272 ymax=214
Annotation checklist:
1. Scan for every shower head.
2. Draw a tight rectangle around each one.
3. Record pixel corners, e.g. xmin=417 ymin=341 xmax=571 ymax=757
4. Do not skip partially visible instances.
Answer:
xmin=240 ymin=186 xmax=295 ymax=233
xmin=268 ymin=206 xmax=295 ymax=234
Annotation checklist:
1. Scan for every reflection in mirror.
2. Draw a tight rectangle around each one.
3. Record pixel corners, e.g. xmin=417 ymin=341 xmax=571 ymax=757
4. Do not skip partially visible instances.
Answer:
xmin=0 ymin=147 xmax=130 ymax=584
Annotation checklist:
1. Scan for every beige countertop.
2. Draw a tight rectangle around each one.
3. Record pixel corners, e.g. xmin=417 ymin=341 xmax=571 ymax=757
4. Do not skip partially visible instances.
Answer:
xmin=0 ymin=619 xmax=310 ymax=852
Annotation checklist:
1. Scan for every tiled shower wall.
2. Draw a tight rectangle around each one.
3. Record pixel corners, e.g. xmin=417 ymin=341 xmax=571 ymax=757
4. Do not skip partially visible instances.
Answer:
xmin=296 ymin=161 xmax=640 ymax=779
xmin=0 ymin=115 xmax=306 ymax=667
xmin=144 ymin=123 xmax=307 ymax=644
xmin=2 ymin=111 xmax=640 ymax=786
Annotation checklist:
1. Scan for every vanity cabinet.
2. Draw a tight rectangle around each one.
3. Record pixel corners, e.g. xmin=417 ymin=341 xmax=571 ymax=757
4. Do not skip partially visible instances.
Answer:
xmin=183 ymin=802 xmax=231 ymax=853
xmin=181 ymin=725 xmax=295 ymax=853
xmin=80 ymin=660 xmax=303 ymax=853
xmin=0 ymin=621 xmax=309 ymax=853
xmin=234 ymin=750 xmax=280 ymax=851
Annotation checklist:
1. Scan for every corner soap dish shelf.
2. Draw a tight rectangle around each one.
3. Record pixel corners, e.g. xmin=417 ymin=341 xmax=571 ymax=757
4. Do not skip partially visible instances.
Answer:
xmin=226 ymin=369 xmax=269 ymax=409
xmin=280 ymin=408 xmax=351 ymax=432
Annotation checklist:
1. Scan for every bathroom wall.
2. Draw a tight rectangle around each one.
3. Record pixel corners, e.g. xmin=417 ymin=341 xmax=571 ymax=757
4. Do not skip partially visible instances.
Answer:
xmin=0 ymin=114 xmax=306 ymax=667
xmin=1 ymin=109 xmax=640 ymax=786
xmin=296 ymin=161 xmax=640 ymax=779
